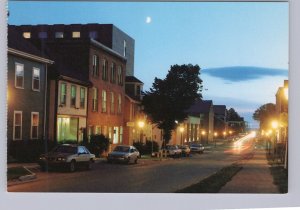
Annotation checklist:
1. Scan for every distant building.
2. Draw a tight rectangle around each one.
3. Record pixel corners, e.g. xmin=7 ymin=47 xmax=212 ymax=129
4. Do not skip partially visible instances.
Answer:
xmin=7 ymin=28 xmax=53 ymax=146
xmin=213 ymin=105 xmax=227 ymax=137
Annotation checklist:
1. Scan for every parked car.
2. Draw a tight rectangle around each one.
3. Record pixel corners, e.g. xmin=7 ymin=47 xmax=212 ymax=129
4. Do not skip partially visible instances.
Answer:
xmin=38 ymin=144 xmax=95 ymax=172
xmin=164 ymin=145 xmax=182 ymax=157
xmin=107 ymin=145 xmax=140 ymax=164
xmin=190 ymin=143 xmax=205 ymax=154
xmin=178 ymin=145 xmax=191 ymax=157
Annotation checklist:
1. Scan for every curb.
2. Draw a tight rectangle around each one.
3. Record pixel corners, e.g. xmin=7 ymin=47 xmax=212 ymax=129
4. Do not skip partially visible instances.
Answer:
xmin=7 ymin=166 xmax=37 ymax=187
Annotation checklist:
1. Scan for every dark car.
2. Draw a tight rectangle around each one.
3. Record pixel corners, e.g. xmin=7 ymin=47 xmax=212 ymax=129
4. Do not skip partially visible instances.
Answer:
xmin=38 ymin=144 xmax=95 ymax=172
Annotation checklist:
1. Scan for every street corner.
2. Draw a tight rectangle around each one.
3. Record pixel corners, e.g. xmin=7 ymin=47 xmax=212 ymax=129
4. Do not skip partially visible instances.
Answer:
xmin=7 ymin=166 xmax=38 ymax=187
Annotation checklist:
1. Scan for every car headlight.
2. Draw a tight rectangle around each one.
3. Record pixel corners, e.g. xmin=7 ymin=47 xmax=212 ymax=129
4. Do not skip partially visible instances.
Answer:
xmin=57 ymin=157 xmax=66 ymax=161
xmin=39 ymin=156 xmax=46 ymax=160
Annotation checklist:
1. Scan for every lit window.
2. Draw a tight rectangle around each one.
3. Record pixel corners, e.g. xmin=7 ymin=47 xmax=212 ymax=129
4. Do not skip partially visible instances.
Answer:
xmin=72 ymin=31 xmax=80 ymax=38
xmin=92 ymin=55 xmax=99 ymax=77
xmin=13 ymin=111 xmax=22 ymax=140
xmin=23 ymin=32 xmax=31 ymax=39
xmin=71 ymin=85 xmax=76 ymax=107
xmin=80 ymin=87 xmax=85 ymax=109
xmin=113 ymin=127 xmax=119 ymax=144
xmin=55 ymin=32 xmax=64 ymax=38
xmin=102 ymin=90 xmax=107 ymax=113
xmin=60 ymin=83 xmax=67 ymax=106
xmin=110 ymin=92 xmax=115 ymax=114
xmin=92 ymin=88 xmax=98 ymax=112
xmin=38 ymin=32 xmax=47 ymax=39
xmin=117 ymin=94 xmax=122 ymax=114
xmin=32 ymin=68 xmax=40 ymax=91
xmin=102 ymin=59 xmax=108 ymax=81
xmin=123 ymin=40 xmax=127 ymax=57
xmin=31 ymin=112 xmax=39 ymax=139
xmin=15 ymin=63 xmax=24 ymax=88
xmin=119 ymin=126 xmax=123 ymax=143
xmin=117 ymin=66 xmax=123 ymax=85
xmin=110 ymin=62 xmax=116 ymax=83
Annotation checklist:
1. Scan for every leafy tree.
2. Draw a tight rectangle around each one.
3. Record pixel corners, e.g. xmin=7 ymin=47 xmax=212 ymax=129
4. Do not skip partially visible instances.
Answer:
xmin=226 ymin=108 xmax=245 ymax=133
xmin=253 ymin=103 xmax=277 ymax=130
xmin=142 ymin=64 xmax=202 ymax=145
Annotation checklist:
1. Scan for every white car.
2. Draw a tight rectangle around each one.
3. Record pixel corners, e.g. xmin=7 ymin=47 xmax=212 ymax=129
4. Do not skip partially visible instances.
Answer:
xmin=38 ymin=144 xmax=95 ymax=172
xmin=190 ymin=143 xmax=205 ymax=154
xmin=107 ymin=145 xmax=140 ymax=164
xmin=165 ymin=145 xmax=182 ymax=157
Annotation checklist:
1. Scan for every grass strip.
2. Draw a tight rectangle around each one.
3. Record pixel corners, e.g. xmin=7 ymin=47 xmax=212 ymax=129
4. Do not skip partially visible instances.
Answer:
xmin=7 ymin=167 xmax=32 ymax=181
xmin=175 ymin=164 xmax=243 ymax=193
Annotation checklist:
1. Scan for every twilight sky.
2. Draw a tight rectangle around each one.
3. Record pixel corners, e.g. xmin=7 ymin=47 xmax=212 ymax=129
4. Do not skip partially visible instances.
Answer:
xmin=8 ymin=1 xmax=289 ymax=128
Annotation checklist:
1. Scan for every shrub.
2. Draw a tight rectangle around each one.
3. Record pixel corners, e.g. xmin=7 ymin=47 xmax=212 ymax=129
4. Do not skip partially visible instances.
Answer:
xmin=88 ymin=134 xmax=110 ymax=157
xmin=133 ymin=140 xmax=159 ymax=155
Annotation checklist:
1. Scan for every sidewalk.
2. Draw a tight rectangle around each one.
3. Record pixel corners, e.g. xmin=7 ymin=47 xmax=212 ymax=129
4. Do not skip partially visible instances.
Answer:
xmin=220 ymin=149 xmax=279 ymax=193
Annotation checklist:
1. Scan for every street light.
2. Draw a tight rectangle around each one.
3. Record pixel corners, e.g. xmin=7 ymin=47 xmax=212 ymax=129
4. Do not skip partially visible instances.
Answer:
xmin=179 ymin=126 xmax=184 ymax=145
xmin=271 ymin=120 xmax=279 ymax=129
xmin=138 ymin=120 xmax=145 ymax=143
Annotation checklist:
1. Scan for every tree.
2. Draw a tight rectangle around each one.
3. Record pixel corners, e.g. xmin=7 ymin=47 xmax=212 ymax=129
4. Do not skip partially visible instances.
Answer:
xmin=226 ymin=108 xmax=245 ymax=133
xmin=253 ymin=103 xmax=277 ymax=130
xmin=142 ymin=64 xmax=203 ymax=145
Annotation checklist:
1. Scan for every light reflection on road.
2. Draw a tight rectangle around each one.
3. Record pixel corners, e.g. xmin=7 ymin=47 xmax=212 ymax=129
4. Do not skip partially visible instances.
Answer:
xmin=224 ymin=132 xmax=256 ymax=155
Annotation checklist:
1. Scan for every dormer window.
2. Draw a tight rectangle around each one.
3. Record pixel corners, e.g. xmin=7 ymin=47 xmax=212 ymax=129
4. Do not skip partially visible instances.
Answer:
xmin=55 ymin=32 xmax=64 ymax=38
xmin=38 ymin=32 xmax=47 ymax=39
xmin=72 ymin=31 xmax=80 ymax=38
xmin=23 ymin=32 xmax=31 ymax=39
xmin=89 ymin=31 xmax=97 ymax=39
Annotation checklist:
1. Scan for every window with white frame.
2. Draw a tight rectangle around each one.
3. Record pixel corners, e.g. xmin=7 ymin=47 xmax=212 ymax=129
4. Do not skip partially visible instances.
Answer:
xmin=32 ymin=67 xmax=40 ymax=91
xmin=80 ymin=87 xmax=85 ymax=109
xmin=60 ymin=83 xmax=67 ymax=106
xmin=71 ymin=85 xmax=76 ymax=107
xmin=118 ymin=94 xmax=122 ymax=114
xmin=110 ymin=92 xmax=115 ymax=114
xmin=31 ymin=112 xmax=39 ymax=139
xmin=102 ymin=90 xmax=107 ymax=113
xmin=23 ymin=32 xmax=31 ymax=39
xmin=13 ymin=111 xmax=22 ymax=140
xmin=117 ymin=66 xmax=123 ymax=85
xmin=123 ymin=40 xmax=127 ymax=57
xmin=102 ymin=59 xmax=108 ymax=81
xmin=92 ymin=88 xmax=98 ymax=112
xmin=55 ymin=32 xmax=64 ymax=38
xmin=72 ymin=31 xmax=80 ymax=38
xmin=92 ymin=55 xmax=99 ymax=77
xmin=110 ymin=62 xmax=116 ymax=83
xmin=15 ymin=63 xmax=24 ymax=88
xmin=119 ymin=126 xmax=123 ymax=144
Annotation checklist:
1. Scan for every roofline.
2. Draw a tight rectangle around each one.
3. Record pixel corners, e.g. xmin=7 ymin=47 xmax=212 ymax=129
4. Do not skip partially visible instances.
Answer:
xmin=8 ymin=47 xmax=54 ymax=64
xmin=90 ymin=39 xmax=127 ymax=62
xmin=58 ymin=75 xmax=92 ymax=87
xmin=125 ymin=94 xmax=141 ymax=104
xmin=125 ymin=81 xmax=144 ymax=85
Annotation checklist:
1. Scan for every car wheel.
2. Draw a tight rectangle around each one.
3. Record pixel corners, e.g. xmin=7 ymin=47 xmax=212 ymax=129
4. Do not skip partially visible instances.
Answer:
xmin=69 ymin=160 xmax=76 ymax=172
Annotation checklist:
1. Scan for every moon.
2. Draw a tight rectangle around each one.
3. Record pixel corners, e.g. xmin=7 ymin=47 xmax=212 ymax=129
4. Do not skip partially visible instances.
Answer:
xmin=146 ymin=16 xmax=152 ymax=24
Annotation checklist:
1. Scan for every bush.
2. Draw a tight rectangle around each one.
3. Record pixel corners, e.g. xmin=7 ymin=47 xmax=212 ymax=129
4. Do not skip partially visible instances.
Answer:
xmin=88 ymin=134 xmax=110 ymax=157
xmin=133 ymin=140 xmax=159 ymax=155
xmin=8 ymin=139 xmax=56 ymax=163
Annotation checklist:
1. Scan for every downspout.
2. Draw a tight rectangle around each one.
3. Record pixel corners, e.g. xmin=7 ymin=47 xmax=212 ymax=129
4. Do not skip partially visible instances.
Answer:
xmin=43 ymin=64 xmax=48 ymax=152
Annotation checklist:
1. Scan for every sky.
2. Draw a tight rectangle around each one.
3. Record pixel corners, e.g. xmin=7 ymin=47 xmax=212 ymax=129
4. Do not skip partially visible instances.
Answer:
xmin=8 ymin=1 xmax=289 ymax=128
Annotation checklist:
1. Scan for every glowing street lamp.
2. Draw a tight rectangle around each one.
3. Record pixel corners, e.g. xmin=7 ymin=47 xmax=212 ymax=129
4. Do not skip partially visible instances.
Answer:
xmin=138 ymin=120 xmax=145 ymax=143
xmin=284 ymin=87 xmax=288 ymax=100
xmin=214 ymin=132 xmax=218 ymax=137
xmin=271 ymin=120 xmax=279 ymax=129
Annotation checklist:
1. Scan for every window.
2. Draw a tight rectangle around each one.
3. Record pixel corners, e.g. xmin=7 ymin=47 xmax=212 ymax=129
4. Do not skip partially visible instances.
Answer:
xmin=71 ymin=85 xmax=76 ymax=107
xmin=136 ymin=85 xmax=141 ymax=96
xmin=110 ymin=63 xmax=116 ymax=83
xmin=72 ymin=31 xmax=81 ymax=38
xmin=92 ymin=88 xmax=98 ymax=112
xmin=110 ymin=92 xmax=115 ymax=114
xmin=80 ymin=87 xmax=85 ymax=109
xmin=113 ymin=127 xmax=119 ymax=144
xmin=92 ymin=55 xmax=99 ymax=77
xmin=102 ymin=59 xmax=108 ymax=81
xmin=38 ymin=32 xmax=47 ymax=39
xmin=60 ymin=83 xmax=67 ymax=106
xmin=57 ymin=117 xmax=79 ymax=142
xmin=31 ymin=112 xmax=39 ymax=139
xmin=95 ymin=126 xmax=101 ymax=135
xmin=117 ymin=66 xmax=123 ymax=85
xmin=117 ymin=94 xmax=122 ymax=114
xmin=123 ymin=40 xmax=127 ymax=57
xmin=120 ymin=126 xmax=123 ymax=144
xmin=89 ymin=31 xmax=98 ymax=39
xmin=102 ymin=90 xmax=107 ymax=113
xmin=32 ymin=68 xmax=40 ymax=91
xmin=15 ymin=63 xmax=24 ymax=88
xmin=23 ymin=32 xmax=31 ymax=39
xmin=13 ymin=111 xmax=22 ymax=140
xmin=55 ymin=32 xmax=64 ymax=38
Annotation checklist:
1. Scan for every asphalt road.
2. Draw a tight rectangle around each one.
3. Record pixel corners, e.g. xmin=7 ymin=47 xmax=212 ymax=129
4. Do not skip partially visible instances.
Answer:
xmin=8 ymin=138 xmax=256 ymax=193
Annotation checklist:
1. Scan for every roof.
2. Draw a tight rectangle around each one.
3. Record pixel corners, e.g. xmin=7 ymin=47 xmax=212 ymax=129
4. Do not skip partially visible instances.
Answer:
xmin=186 ymin=100 xmax=213 ymax=115
xmin=8 ymin=27 xmax=52 ymax=63
xmin=213 ymin=105 xmax=226 ymax=116
xmin=125 ymin=76 xmax=144 ymax=84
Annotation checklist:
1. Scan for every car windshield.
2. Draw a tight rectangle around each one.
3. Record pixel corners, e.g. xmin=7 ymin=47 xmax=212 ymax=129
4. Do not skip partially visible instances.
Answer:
xmin=52 ymin=145 xmax=77 ymax=154
xmin=114 ymin=146 xmax=129 ymax=153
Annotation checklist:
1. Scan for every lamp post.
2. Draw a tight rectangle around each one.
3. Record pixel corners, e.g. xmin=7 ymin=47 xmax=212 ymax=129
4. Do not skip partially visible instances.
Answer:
xmin=271 ymin=120 xmax=279 ymax=160
xmin=138 ymin=120 xmax=145 ymax=143
xmin=179 ymin=126 xmax=184 ymax=145
xmin=214 ymin=132 xmax=218 ymax=147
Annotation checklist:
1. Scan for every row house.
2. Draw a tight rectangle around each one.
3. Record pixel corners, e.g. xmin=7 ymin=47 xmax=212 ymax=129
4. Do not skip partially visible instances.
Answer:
xmin=10 ymin=24 xmax=133 ymax=147
xmin=7 ymin=28 xmax=53 ymax=147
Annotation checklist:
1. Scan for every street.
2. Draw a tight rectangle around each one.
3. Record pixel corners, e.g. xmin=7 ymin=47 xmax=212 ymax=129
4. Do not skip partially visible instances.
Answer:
xmin=8 ymin=136 xmax=256 ymax=193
